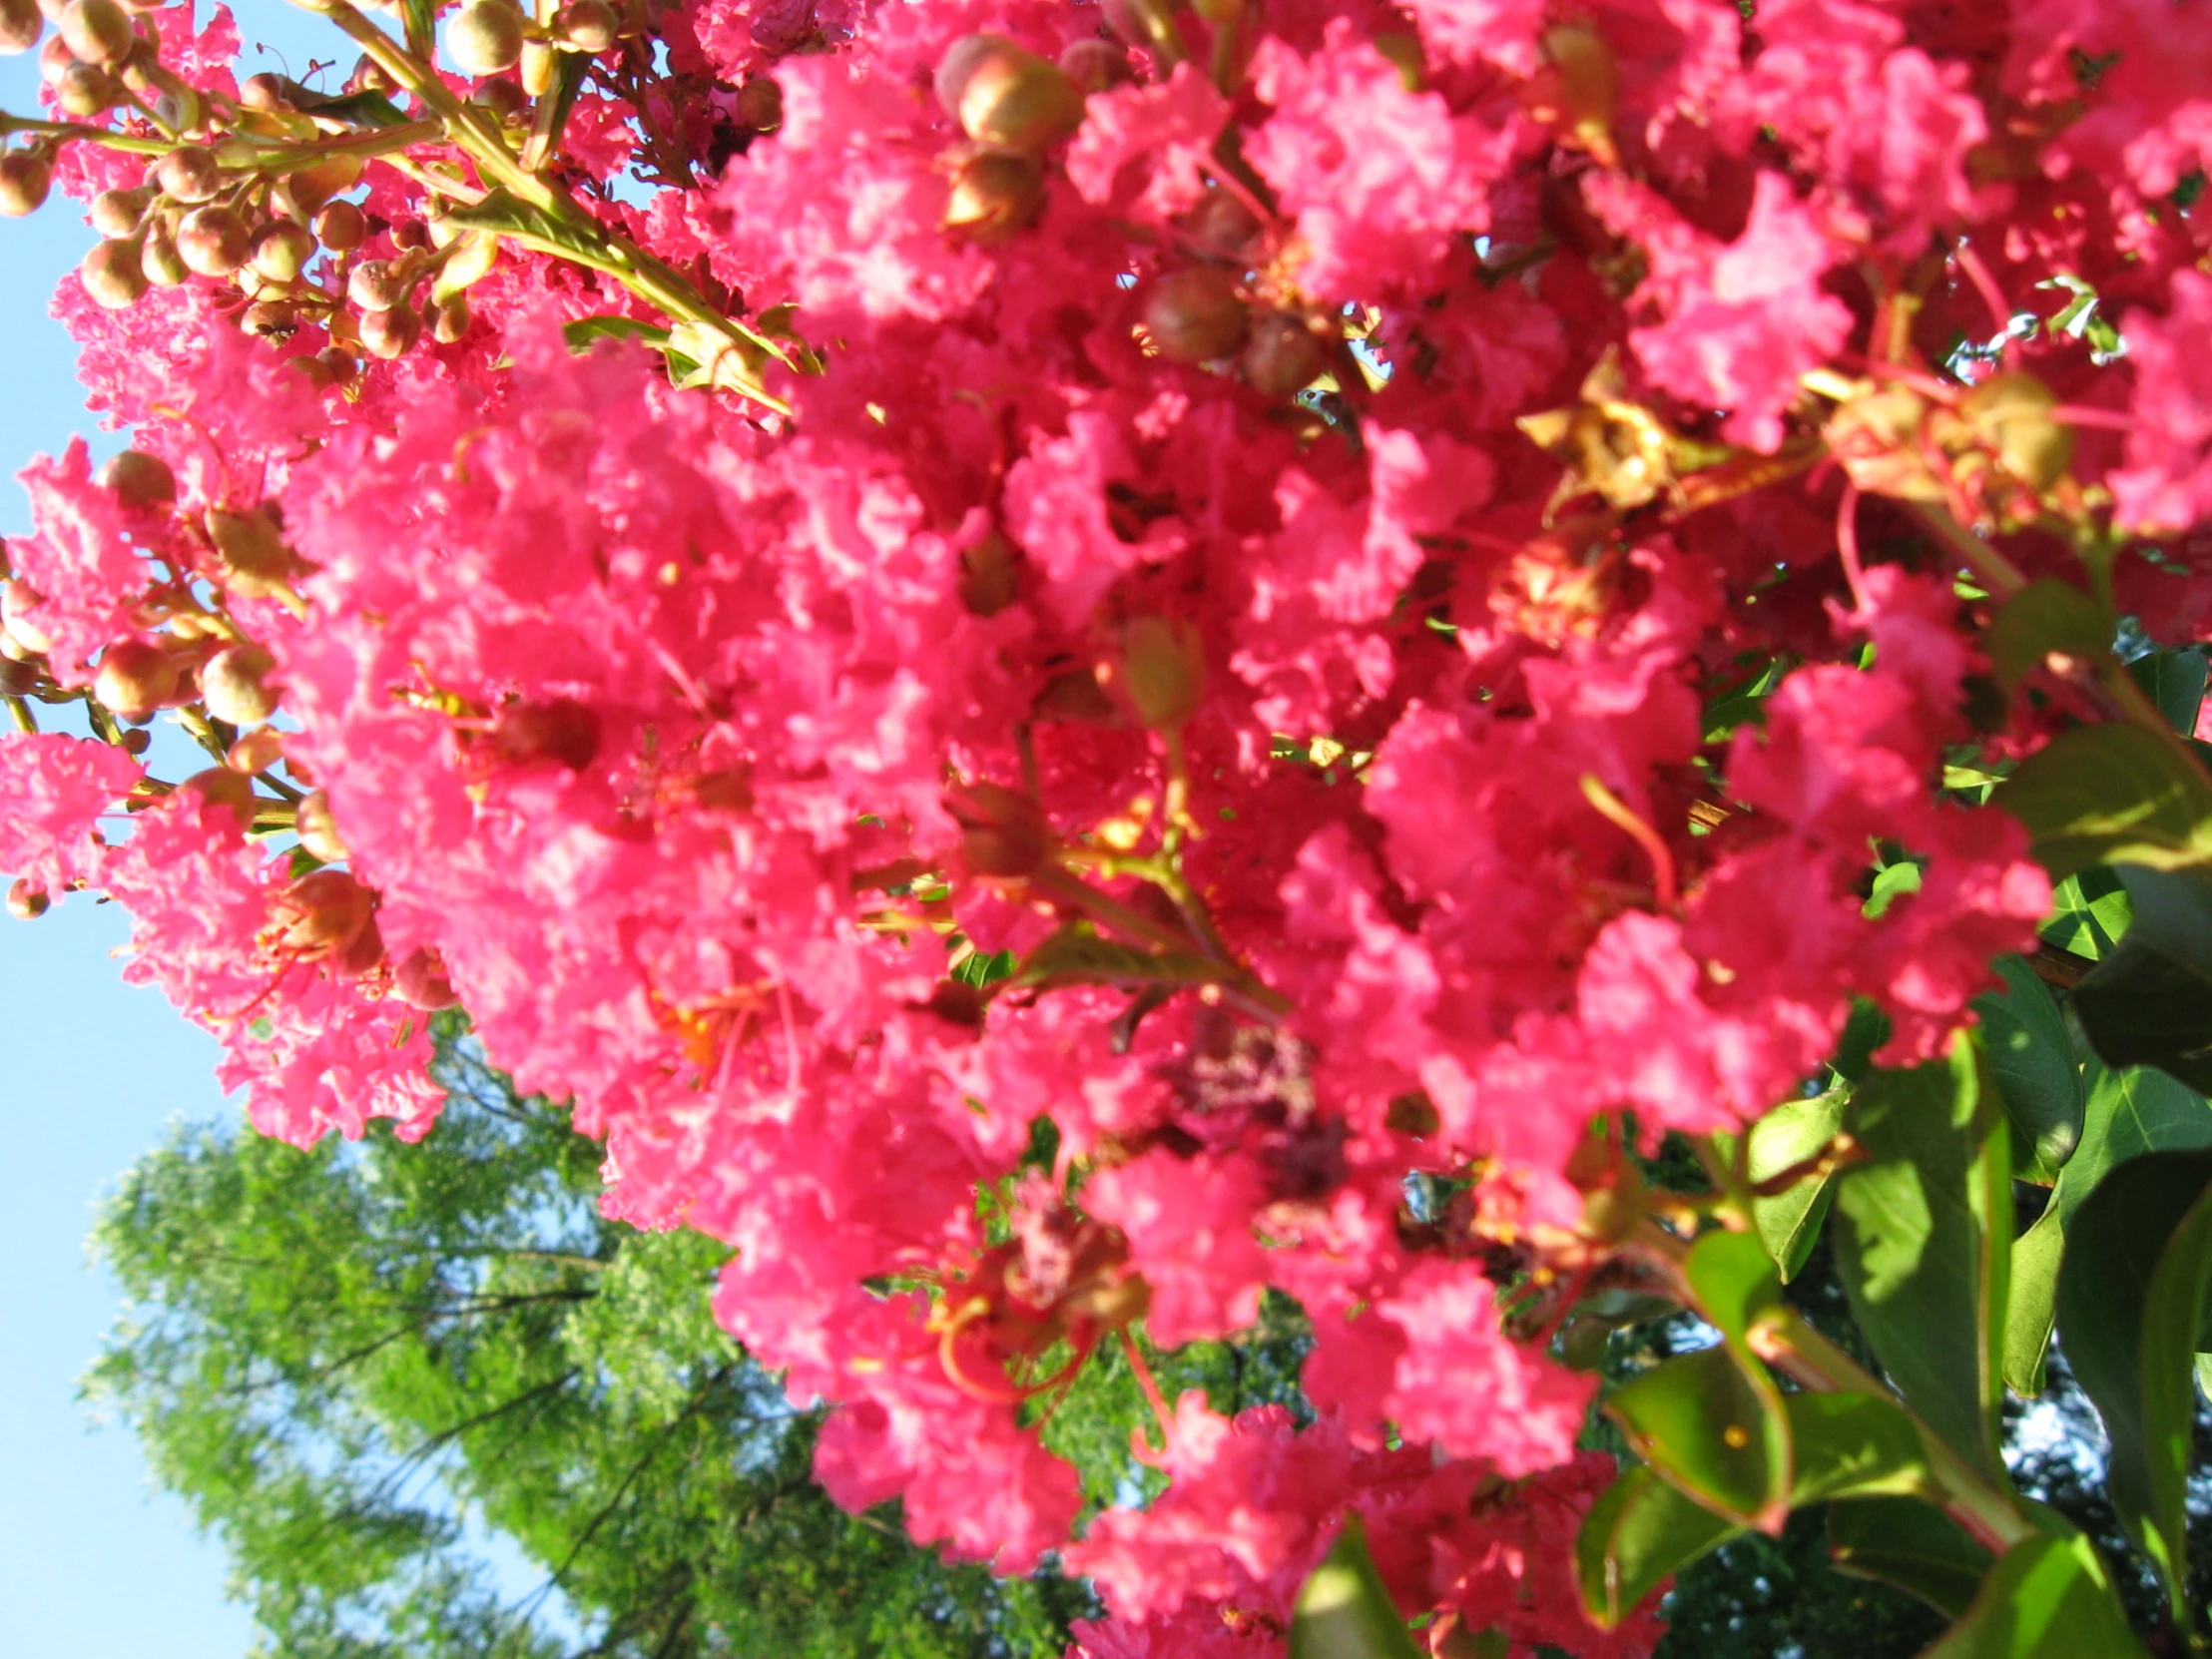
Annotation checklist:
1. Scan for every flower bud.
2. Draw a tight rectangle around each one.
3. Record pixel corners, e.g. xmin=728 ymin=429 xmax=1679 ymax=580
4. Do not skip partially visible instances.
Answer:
xmin=88 ymin=183 xmax=147 ymax=236
xmin=315 ymin=344 xmax=359 ymax=386
xmin=100 ymin=447 xmax=174 ymax=508
xmin=242 ymin=299 xmax=297 ymax=338
xmin=95 ymin=636 xmax=178 ymax=723
xmin=140 ymin=225 xmax=188 ymax=285
xmin=735 ymin=75 xmax=782 ymax=132
xmin=392 ymin=945 xmax=461 ymax=1009
xmin=1141 ymin=266 xmax=1246 ymax=363
xmin=57 ymin=0 xmax=128 ymax=64
xmin=2 ymin=579 xmax=53 ymax=653
xmin=228 ymin=725 xmax=282 ymax=774
xmin=205 ymin=503 xmax=297 ymax=598
xmin=0 ymin=0 xmax=41 ymax=52
xmin=348 ymin=52 xmax=394 ymax=94
xmin=347 ymin=257 xmax=403 ymax=310
xmin=946 ymin=781 xmax=1053 ymax=878
xmin=359 ymin=301 xmax=422 ymax=359
xmin=295 ymin=788 xmax=346 ymax=861
xmin=942 ymin=148 xmax=1045 ymax=244
xmin=0 ymin=150 xmax=51 ymax=217
xmin=178 ymin=764 xmax=257 ymax=826
xmin=1101 ymin=0 xmax=1184 ymax=62
xmin=1179 ymin=186 xmax=1261 ymax=254
xmin=80 ymin=236 xmax=148 ymax=308
xmin=493 ymin=697 xmax=601 ymax=770
xmin=1241 ymin=309 xmax=1326 ymax=396
xmin=266 ymin=867 xmax=376 ymax=963
xmin=37 ymin=30 xmax=67 ymax=78
xmin=285 ymin=152 xmax=362 ymax=215
xmin=391 ymin=216 xmax=430 ymax=251
xmin=249 ymin=217 xmax=314 ymax=282
xmin=7 ymin=876 xmax=50 ymax=920
xmin=155 ymin=143 xmax=220 ymax=204
xmin=1057 ymin=37 xmax=1132 ymax=93
xmin=446 ymin=0 xmax=525 ymax=76
xmin=312 ymin=199 xmax=366 ymax=252
xmin=471 ymin=73 xmax=526 ymax=117
xmin=54 ymin=59 xmax=114 ymax=115
xmin=520 ymin=36 xmax=552 ymax=95
xmin=1099 ymin=612 xmax=1205 ymax=732
xmin=238 ymin=70 xmax=293 ymax=110
xmin=939 ymin=35 xmax=1085 ymax=154
xmin=958 ymin=526 xmax=1021 ymax=617
xmin=427 ymin=289 xmax=470 ymax=343
xmin=177 ymin=204 xmax=248 ymax=276
xmin=201 ymin=641 xmax=279 ymax=725
xmin=1961 ymin=370 xmax=2073 ymax=493
xmin=1526 ymin=23 xmax=1620 ymax=167
xmin=555 ymin=0 xmax=616 ymax=51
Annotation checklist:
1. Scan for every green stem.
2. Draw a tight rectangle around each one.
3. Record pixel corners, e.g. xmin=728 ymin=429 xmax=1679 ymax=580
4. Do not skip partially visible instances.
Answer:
xmin=3 ymin=693 xmax=35 ymax=734
xmin=1907 ymin=500 xmax=2029 ymax=601
xmin=0 ymin=110 xmax=170 ymax=155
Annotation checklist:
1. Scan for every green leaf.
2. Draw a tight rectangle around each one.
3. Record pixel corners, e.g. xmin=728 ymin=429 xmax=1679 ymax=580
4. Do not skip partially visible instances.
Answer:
xmin=1973 ymin=955 xmax=2083 ymax=1184
xmin=563 ymin=315 xmax=674 ymax=355
xmin=1864 ymin=857 xmax=1924 ymax=919
xmin=400 ymin=0 xmax=433 ymax=56
xmin=1986 ymin=578 xmax=2112 ymax=695
xmin=1995 ymin=723 xmax=2212 ymax=878
xmin=431 ymin=231 xmax=498 ymax=304
xmin=2074 ymin=865 xmax=2212 ymax=1092
xmin=290 ymin=87 xmax=412 ymax=129
xmin=1288 ymin=1513 xmax=1422 ymax=1659
xmin=2040 ymin=866 xmax=2133 ymax=960
xmin=1916 ymin=1531 xmax=2148 ymax=1658
xmin=1828 ymin=1497 xmax=1994 ymax=1617
xmin=2128 ymin=648 xmax=2209 ymax=735
xmin=1703 ymin=657 xmax=1784 ymax=743
xmin=2003 ymin=1059 xmax=2212 ymax=1395
xmin=1830 ymin=1034 xmax=2009 ymax=1479
xmin=446 ymin=188 xmax=616 ymax=271
xmin=2054 ymin=1147 xmax=2212 ymax=1620
xmin=1606 ymin=1344 xmax=1788 ymax=1530
xmin=1575 ymin=1464 xmax=1740 ymax=1628
xmin=1724 ymin=1084 xmax=1849 ymax=1281
xmin=1783 ymin=1391 xmax=1935 ymax=1504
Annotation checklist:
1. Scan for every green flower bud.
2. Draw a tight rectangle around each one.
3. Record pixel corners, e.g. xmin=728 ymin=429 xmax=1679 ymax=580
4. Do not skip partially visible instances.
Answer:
xmin=471 ymin=74 xmax=526 ymax=118
xmin=205 ymin=503 xmax=298 ymax=599
xmin=7 ymin=876 xmax=51 ymax=920
xmin=359 ymin=300 xmax=422 ymax=359
xmin=735 ymin=75 xmax=782 ymax=132
xmin=946 ymin=781 xmax=1053 ymax=878
xmin=446 ymin=0 xmax=525 ymax=77
xmin=0 ymin=150 xmax=51 ymax=217
xmin=155 ymin=142 xmax=220 ymax=203
xmin=295 ymin=789 xmax=347 ymax=862
xmin=1100 ymin=613 xmax=1205 ymax=732
xmin=54 ymin=59 xmax=114 ymax=115
xmin=177 ymin=203 xmax=248 ymax=276
xmin=57 ymin=0 xmax=129 ymax=65
xmin=942 ymin=148 xmax=1045 ymax=245
xmin=1141 ymin=266 xmax=1247 ymax=363
xmin=89 ymin=182 xmax=149 ymax=236
xmin=177 ymin=764 xmax=257 ymax=826
xmin=100 ymin=447 xmax=175 ymax=508
xmin=312 ymin=199 xmax=366 ymax=252
xmin=94 ymin=636 xmax=178 ymax=723
xmin=554 ymin=0 xmax=617 ymax=52
xmin=140 ymin=225 xmax=188 ymax=285
xmin=80 ymin=236 xmax=148 ymax=308
xmin=315 ymin=344 xmax=359 ymax=386
xmin=0 ymin=0 xmax=42 ymax=53
xmin=238 ymin=70 xmax=294 ymax=110
xmin=1961 ymin=370 xmax=2074 ymax=493
xmin=939 ymin=34 xmax=1085 ymax=154
xmin=201 ymin=641 xmax=279 ymax=725
xmin=347 ymin=257 xmax=402 ymax=310
xmin=242 ymin=299 xmax=297 ymax=339
xmin=249 ymin=217 xmax=315 ymax=282
xmin=1240 ymin=309 xmax=1326 ymax=396
xmin=428 ymin=289 xmax=470 ymax=343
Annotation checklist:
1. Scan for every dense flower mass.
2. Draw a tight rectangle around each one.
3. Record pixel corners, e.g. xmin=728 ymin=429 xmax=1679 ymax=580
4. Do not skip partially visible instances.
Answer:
xmin=1 ymin=0 xmax=2208 ymax=1650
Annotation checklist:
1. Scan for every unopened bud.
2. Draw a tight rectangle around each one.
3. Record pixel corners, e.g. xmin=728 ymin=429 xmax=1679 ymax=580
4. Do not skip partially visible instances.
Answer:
xmin=554 ymin=0 xmax=616 ymax=51
xmin=1527 ymin=23 xmax=1620 ymax=166
xmin=54 ymin=59 xmax=114 ymax=115
xmin=285 ymin=152 xmax=362 ymax=215
xmin=943 ymin=148 xmax=1045 ymax=244
xmin=0 ymin=150 xmax=51 ymax=217
xmin=1961 ymin=370 xmax=2073 ymax=492
xmin=88 ymin=183 xmax=148 ymax=236
xmin=201 ymin=641 xmax=278 ymax=725
xmin=7 ymin=877 xmax=50 ymax=919
xmin=735 ymin=75 xmax=781 ymax=131
xmin=0 ymin=0 xmax=41 ymax=52
xmin=1180 ymin=186 xmax=1261 ymax=253
xmin=294 ymin=788 xmax=346 ymax=861
xmin=1100 ymin=0 xmax=1185 ymax=62
xmin=446 ymin=0 xmax=525 ymax=76
xmin=938 ymin=35 xmax=1085 ymax=154
xmin=315 ymin=344 xmax=359 ymax=386
xmin=1141 ymin=265 xmax=1246 ymax=363
xmin=390 ymin=216 xmax=430 ymax=251
xmin=347 ymin=257 xmax=402 ymax=310
xmin=958 ymin=526 xmax=1021 ymax=617
xmin=946 ymin=781 xmax=1053 ymax=878
xmin=94 ymin=636 xmax=178 ymax=723
xmin=100 ymin=447 xmax=174 ymax=508
xmin=57 ymin=0 xmax=129 ymax=64
xmin=493 ymin=697 xmax=600 ymax=771
xmin=205 ymin=503 xmax=297 ymax=598
xmin=80 ymin=237 xmax=148 ymax=308
xmin=238 ymin=70 xmax=292 ymax=109
xmin=140 ymin=226 xmax=188 ymax=285
xmin=1101 ymin=613 xmax=1205 ymax=731
xmin=358 ymin=301 xmax=421 ymax=359
xmin=312 ymin=199 xmax=366 ymax=252
xmin=520 ymin=36 xmax=552 ymax=95
xmin=427 ymin=290 xmax=470 ymax=343
xmin=1057 ymin=37 xmax=1132 ymax=93
xmin=177 ymin=764 xmax=256 ymax=826
xmin=1 ymin=578 xmax=53 ymax=653
xmin=471 ymin=73 xmax=526 ymax=117
xmin=348 ymin=52 xmax=394 ymax=94
xmin=392 ymin=945 xmax=460 ymax=1009
xmin=242 ymin=299 xmax=296 ymax=338
xmin=227 ymin=725 xmax=282 ymax=774
xmin=155 ymin=142 xmax=221 ymax=203
xmin=267 ymin=867 xmax=377 ymax=964
xmin=37 ymin=30 xmax=67 ymax=80
xmin=1241 ymin=310 xmax=1326 ymax=396
xmin=249 ymin=217 xmax=314 ymax=282
xmin=177 ymin=204 xmax=249 ymax=276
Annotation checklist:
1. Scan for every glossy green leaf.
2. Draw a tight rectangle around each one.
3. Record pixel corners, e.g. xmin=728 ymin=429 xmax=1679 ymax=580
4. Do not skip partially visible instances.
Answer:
xmin=1575 ymin=1463 xmax=1739 ymax=1628
xmin=1917 ymin=1531 xmax=2148 ymax=1658
xmin=1986 ymin=578 xmax=2112 ymax=695
xmin=447 ymin=188 xmax=618 ymax=273
xmin=1784 ymin=1390 xmax=1935 ymax=1504
xmin=1995 ymin=723 xmax=2212 ymax=879
xmin=563 ymin=315 xmax=674 ymax=353
xmin=290 ymin=87 xmax=412 ymax=129
xmin=2054 ymin=1148 xmax=2212 ymax=1620
xmin=1831 ymin=1034 xmax=2009 ymax=1479
xmin=430 ymin=231 xmax=498 ymax=304
xmin=1973 ymin=954 xmax=2083 ymax=1184
xmin=1288 ymin=1513 xmax=1422 ymax=1659
xmin=2074 ymin=865 xmax=2212 ymax=1092
xmin=2040 ymin=866 xmax=2133 ymax=960
xmin=1607 ymin=1345 xmax=1788 ymax=1530
xmin=2128 ymin=648 xmax=2210 ymax=735
xmin=2005 ymin=1060 xmax=2212 ymax=1395
xmin=1828 ymin=1496 xmax=1994 ymax=1617
xmin=1724 ymin=1085 xmax=1849 ymax=1281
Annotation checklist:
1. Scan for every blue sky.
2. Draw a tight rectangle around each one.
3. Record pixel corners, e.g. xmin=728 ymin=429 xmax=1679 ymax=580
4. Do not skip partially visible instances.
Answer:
xmin=0 ymin=9 xmax=337 ymax=1653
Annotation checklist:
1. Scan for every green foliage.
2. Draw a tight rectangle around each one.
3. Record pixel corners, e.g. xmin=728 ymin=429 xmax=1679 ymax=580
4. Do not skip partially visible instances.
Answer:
xmin=1995 ymin=724 xmax=2212 ymax=878
xmin=2072 ymin=865 xmax=2212 ymax=1092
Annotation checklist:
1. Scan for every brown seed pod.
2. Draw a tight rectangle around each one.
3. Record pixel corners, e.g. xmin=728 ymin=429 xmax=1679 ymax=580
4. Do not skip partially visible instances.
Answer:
xmin=0 ymin=150 xmax=51 ymax=217
xmin=80 ymin=236 xmax=149 ymax=307
xmin=154 ymin=142 xmax=221 ymax=203
xmin=57 ymin=0 xmax=129 ymax=65
xmin=177 ymin=203 xmax=249 ymax=276
xmin=94 ymin=636 xmax=178 ymax=723
xmin=7 ymin=876 xmax=51 ymax=919
xmin=1240 ymin=309 xmax=1327 ymax=397
xmin=249 ymin=217 xmax=315 ymax=282
xmin=446 ymin=0 xmax=525 ymax=76
xmin=359 ymin=301 xmax=422 ymax=359
xmin=942 ymin=148 xmax=1046 ymax=244
xmin=312 ymin=199 xmax=366 ymax=252
xmin=294 ymin=789 xmax=347 ymax=862
xmin=735 ymin=75 xmax=782 ymax=132
xmin=554 ymin=0 xmax=617 ymax=52
xmin=140 ymin=226 xmax=188 ymax=285
xmin=1141 ymin=265 xmax=1247 ymax=363
xmin=100 ymin=447 xmax=175 ymax=508
xmin=0 ymin=0 xmax=42 ymax=53
xmin=88 ymin=182 xmax=148 ymax=236
xmin=201 ymin=641 xmax=279 ymax=725
xmin=54 ymin=59 xmax=114 ymax=115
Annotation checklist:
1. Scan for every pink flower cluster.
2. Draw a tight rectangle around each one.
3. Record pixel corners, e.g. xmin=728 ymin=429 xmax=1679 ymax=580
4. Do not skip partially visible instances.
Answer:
xmin=4 ymin=0 xmax=2210 ymax=1650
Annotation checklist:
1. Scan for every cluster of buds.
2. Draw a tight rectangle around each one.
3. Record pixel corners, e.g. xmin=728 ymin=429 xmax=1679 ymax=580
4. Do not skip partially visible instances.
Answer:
xmin=441 ymin=0 xmax=636 ymax=83
xmin=934 ymin=32 xmax=1095 ymax=244
xmin=1819 ymin=364 xmax=2083 ymax=527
